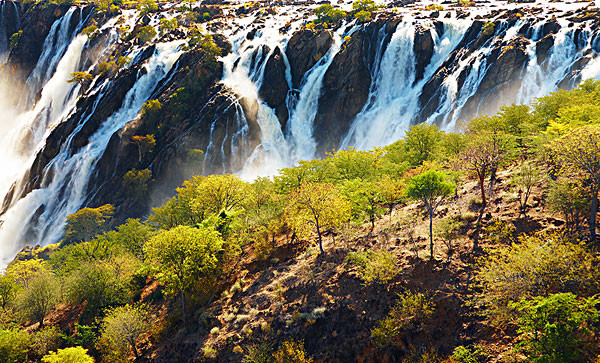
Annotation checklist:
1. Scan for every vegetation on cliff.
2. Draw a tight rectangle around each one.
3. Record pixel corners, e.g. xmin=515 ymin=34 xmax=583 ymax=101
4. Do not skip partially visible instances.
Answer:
xmin=0 ymin=78 xmax=600 ymax=361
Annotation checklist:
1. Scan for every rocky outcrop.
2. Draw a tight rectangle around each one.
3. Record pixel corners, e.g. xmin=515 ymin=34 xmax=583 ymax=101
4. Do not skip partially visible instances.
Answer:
xmin=285 ymin=29 xmax=333 ymax=89
xmin=312 ymin=31 xmax=372 ymax=155
xmin=259 ymin=46 xmax=289 ymax=128
xmin=414 ymin=25 xmax=434 ymax=82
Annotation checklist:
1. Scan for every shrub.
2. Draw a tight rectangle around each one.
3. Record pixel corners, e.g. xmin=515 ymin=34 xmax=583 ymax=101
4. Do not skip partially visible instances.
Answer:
xmin=547 ymin=178 xmax=589 ymax=231
xmin=31 ymin=326 xmax=62 ymax=357
xmin=41 ymin=347 xmax=94 ymax=363
xmin=122 ymin=169 xmax=152 ymax=199
xmin=425 ymin=4 xmax=444 ymax=11
xmin=0 ymin=326 xmax=30 ymax=363
xmin=98 ymin=304 xmax=151 ymax=360
xmin=354 ymin=10 xmax=371 ymax=22
xmin=476 ymin=232 xmax=599 ymax=325
xmin=243 ymin=341 xmax=273 ymax=363
xmin=482 ymin=21 xmax=495 ymax=36
xmin=512 ymin=293 xmax=600 ymax=362
xmin=9 ymin=30 xmax=21 ymax=49
xmin=159 ymin=18 xmax=177 ymax=35
xmin=345 ymin=249 xmax=397 ymax=284
xmin=64 ymin=204 xmax=115 ymax=243
xmin=450 ymin=345 xmax=486 ymax=363
xmin=137 ymin=25 xmax=157 ymax=43
xmin=273 ymin=339 xmax=313 ymax=363
xmin=352 ymin=0 xmax=379 ymax=12
xmin=16 ymin=272 xmax=60 ymax=326
xmin=81 ymin=25 xmax=98 ymax=38
xmin=371 ymin=291 xmax=435 ymax=347
xmin=137 ymin=0 xmax=157 ymax=16
xmin=67 ymin=72 xmax=93 ymax=87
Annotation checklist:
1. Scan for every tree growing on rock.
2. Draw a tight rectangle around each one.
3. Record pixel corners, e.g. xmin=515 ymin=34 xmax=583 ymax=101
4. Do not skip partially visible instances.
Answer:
xmin=406 ymin=170 xmax=455 ymax=261
xmin=285 ymin=182 xmax=351 ymax=254
xmin=67 ymin=72 xmax=93 ymax=88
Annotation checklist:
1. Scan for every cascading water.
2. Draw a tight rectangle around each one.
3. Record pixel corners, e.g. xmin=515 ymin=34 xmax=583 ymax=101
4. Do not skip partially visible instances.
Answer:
xmin=0 ymin=27 xmax=183 ymax=263
xmin=2 ymin=1 xmax=600 ymax=264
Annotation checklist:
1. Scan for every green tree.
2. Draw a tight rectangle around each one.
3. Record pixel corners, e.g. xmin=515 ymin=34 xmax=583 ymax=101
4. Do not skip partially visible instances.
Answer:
xmin=404 ymin=124 xmax=442 ymax=167
xmin=109 ymin=218 xmax=156 ymax=258
xmin=513 ymin=293 xmax=599 ymax=362
xmin=143 ymin=226 xmax=225 ymax=325
xmin=550 ymin=125 xmax=600 ymax=242
xmin=137 ymin=25 xmax=157 ymax=44
xmin=159 ymin=17 xmax=178 ymax=35
xmin=16 ymin=272 xmax=60 ymax=327
xmin=64 ymin=204 xmax=115 ymax=243
xmin=0 ymin=326 xmax=30 ymax=363
xmin=42 ymin=347 xmax=94 ymax=363
xmin=0 ymin=275 xmax=16 ymax=309
xmin=191 ymin=174 xmax=249 ymax=216
xmin=131 ymin=134 xmax=155 ymax=162
xmin=510 ymin=161 xmax=541 ymax=215
xmin=352 ymin=0 xmax=379 ymax=12
xmin=547 ymin=178 xmax=589 ymax=231
xmin=285 ymin=182 xmax=351 ymax=254
xmin=122 ymin=169 xmax=152 ymax=200
xmin=459 ymin=133 xmax=512 ymax=249
xmin=341 ymin=179 xmax=385 ymax=232
xmin=476 ymin=232 xmax=599 ymax=325
xmin=406 ymin=170 xmax=455 ymax=261
xmin=98 ymin=304 xmax=151 ymax=360
xmin=67 ymin=72 xmax=93 ymax=87
xmin=137 ymin=0 xmax=158 ymax=16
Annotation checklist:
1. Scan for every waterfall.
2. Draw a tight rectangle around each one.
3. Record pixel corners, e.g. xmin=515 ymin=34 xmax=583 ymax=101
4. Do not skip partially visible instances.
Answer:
xmin=0 ymin=40 xmax=183 ymax=264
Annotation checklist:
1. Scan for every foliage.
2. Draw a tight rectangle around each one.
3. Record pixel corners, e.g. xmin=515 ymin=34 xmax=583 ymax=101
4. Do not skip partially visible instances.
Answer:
xmin=352 ymin=0 xmax=379 ymax=12
xmin=450 ymin=345 xmax=486 ymax=363
xmin=476 ymin=232 xmax=599 ymax=325
xmin=371 ymin=291 xmax=435 ymax=346
xmin=131 ymin=134 xmax=155 ymax=162
xmin=284 ymin=182 xmax=351 ymax=254
xmin=15 ymin=272 xmax=60 ymax=326
xmin=98 ymin=304 xmax=151 ymax=359
xmin=159 ymin=18 xmax=178 ymax=35
xmin=341 ymin=179 xmax=386 ymax=232
xmin=0 ymin=325 xmax=30 ymax=363
xmin=273 ymin=339 xmax=313 ymax=363
xmin=354 ymin=10 xmax=371 ymax=22
xmin=243 ymin=341 xmax=273 ymax=363
xmin=67 ymin=72 xmax=93 ymax=87
xmin=144 ymin=225 xmax=228 ymax=324
xmin=482 ymin=21 xmax=495 ymax=36
xmin=550 ymin=125 xmax=600 ymax=240
xmin=510 ymin=161 xmax=541 ymax=213
xmin=512 ymin=293 xmax=600 ymax=362
xmin=0 ymin=275 xmax=16 ymax=309
xmin=547 ymin=178 xmax=589 ymax=231
xmin=137 ymin=0 xmax=157 ymax=16
xmin=406 ymin=170 xmax=454 ymax=260
xmin=137 ymin=25 xmax=157 ymax=43
xmin=41 ymin=347 xmax=94 ymax=363
xmin=404 ymin=124 xmax=442 ymax=167
xmin=31 ymin=326 xmax=61 ymax=357
xmin=122 ymin=169 xmax=152 ymax=199
xmin=64 ymin=204 xmax=115 ymax=244
xmin=434 ymin=215 xmax=462 ymax=260
xmin=81 ymin=25 xmax=98 ymax=38
xmin=5 ymin=258 xmax=48 ymax=287
xmin=9 ymin=30 xmax=21 ymax=50
xmin=185 ymin=28 xmax=221 ymax=58
xmin=313 ymin=4 xmax=346 ymax=25
xmin=346 ymin=249 xmax=397 ymax=284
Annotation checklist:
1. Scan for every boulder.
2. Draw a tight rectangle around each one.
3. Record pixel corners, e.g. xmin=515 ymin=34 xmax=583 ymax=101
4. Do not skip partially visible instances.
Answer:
xmin=285 ymin=29 xmax=334 ymax=89
xmin=259 ymin=46 xmax=290 ymax=128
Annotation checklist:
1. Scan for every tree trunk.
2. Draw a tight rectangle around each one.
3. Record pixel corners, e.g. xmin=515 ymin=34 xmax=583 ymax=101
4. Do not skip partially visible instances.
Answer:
xmin=370 ymin=216 xmax=375 ymax=233
xmin=589 ymin=189 xmax=598 ymax=242
xmin=429 ymin=210 xmax=434 ymax=261
xmin=180 ymin=290 xmax=187 ymax=326
xmin=317 ymin=225 xmax=324 ymax=255
xmin=473 ymin=202 xmax=486 ymax=251
xmin=131 ymin=340 xmax=140 ymax=359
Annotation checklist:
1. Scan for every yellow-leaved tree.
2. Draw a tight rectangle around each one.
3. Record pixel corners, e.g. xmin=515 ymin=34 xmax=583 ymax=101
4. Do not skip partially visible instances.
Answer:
xmin=285 ymin=182 xmax=351 ymax=255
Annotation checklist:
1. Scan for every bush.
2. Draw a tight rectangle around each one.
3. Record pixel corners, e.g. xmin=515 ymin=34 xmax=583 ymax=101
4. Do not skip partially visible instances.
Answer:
xmin=345 ymin=249 xmax=397 ymax=284
xmin=476 ymin=232 xmax=599 ymax=325
xmin=122 ymin=169 xmax=152 ymax=199
xmin=137 ymin=25 xmax=157 ymax=43
xmin=159 ymin=18 xmax=177 ymax=35
xmin=31 ymin=326 xmax=62 ymax=357
xmin=512 ymin=293 xmax=600 ymax=362
xmin=81 ymin=25 xmax=98 ymax=38
xmin=371 ymin=291 xmax=435 ymax=346
xmin=41 ymin=347 xmax=94 ymax=363
xmin=547 ymin=178 xmax=589 ymax=231
xmin=98 ymin=304 xmax=151 ymax=360
xmin=354 ymin=10 xmax=371 ymax=22
xmin=273 ymin=339 xmax=313 ymax=363
xmin=243 ymin=341 xmax=273 ymax=363
xmin=0 ymin=326 xmax=30 ymax=363
xmin=137 ymin=0 xmax=157 ymax=16
xmin=450 ymin=345 xmax=486 ymax=363
xmin=16 ymin=272 xmax=60 ymax=326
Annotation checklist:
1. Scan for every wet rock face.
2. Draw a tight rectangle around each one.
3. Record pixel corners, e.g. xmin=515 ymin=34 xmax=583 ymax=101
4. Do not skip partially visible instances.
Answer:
xmin=285 ymin=29 xmax=334 ymax=89
xmin=313 ymin=31 xmax=372 ymax=155
xmin=259 ymin=46 xmax=290 ymax=128
xmin=414 ymin=25 xmax=434 ymax=82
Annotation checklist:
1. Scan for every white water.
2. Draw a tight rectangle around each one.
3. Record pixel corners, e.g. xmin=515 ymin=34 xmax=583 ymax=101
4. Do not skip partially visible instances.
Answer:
xmin=0 ymin=36 xmax=183 ymax=264
xmin=2 ymin=1 xmax=600 ymax=263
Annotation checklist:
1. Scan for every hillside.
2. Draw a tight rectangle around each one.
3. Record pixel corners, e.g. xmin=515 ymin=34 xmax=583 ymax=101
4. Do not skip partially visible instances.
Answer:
xmin=0 ymin=0 xmax=599 ymax=362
